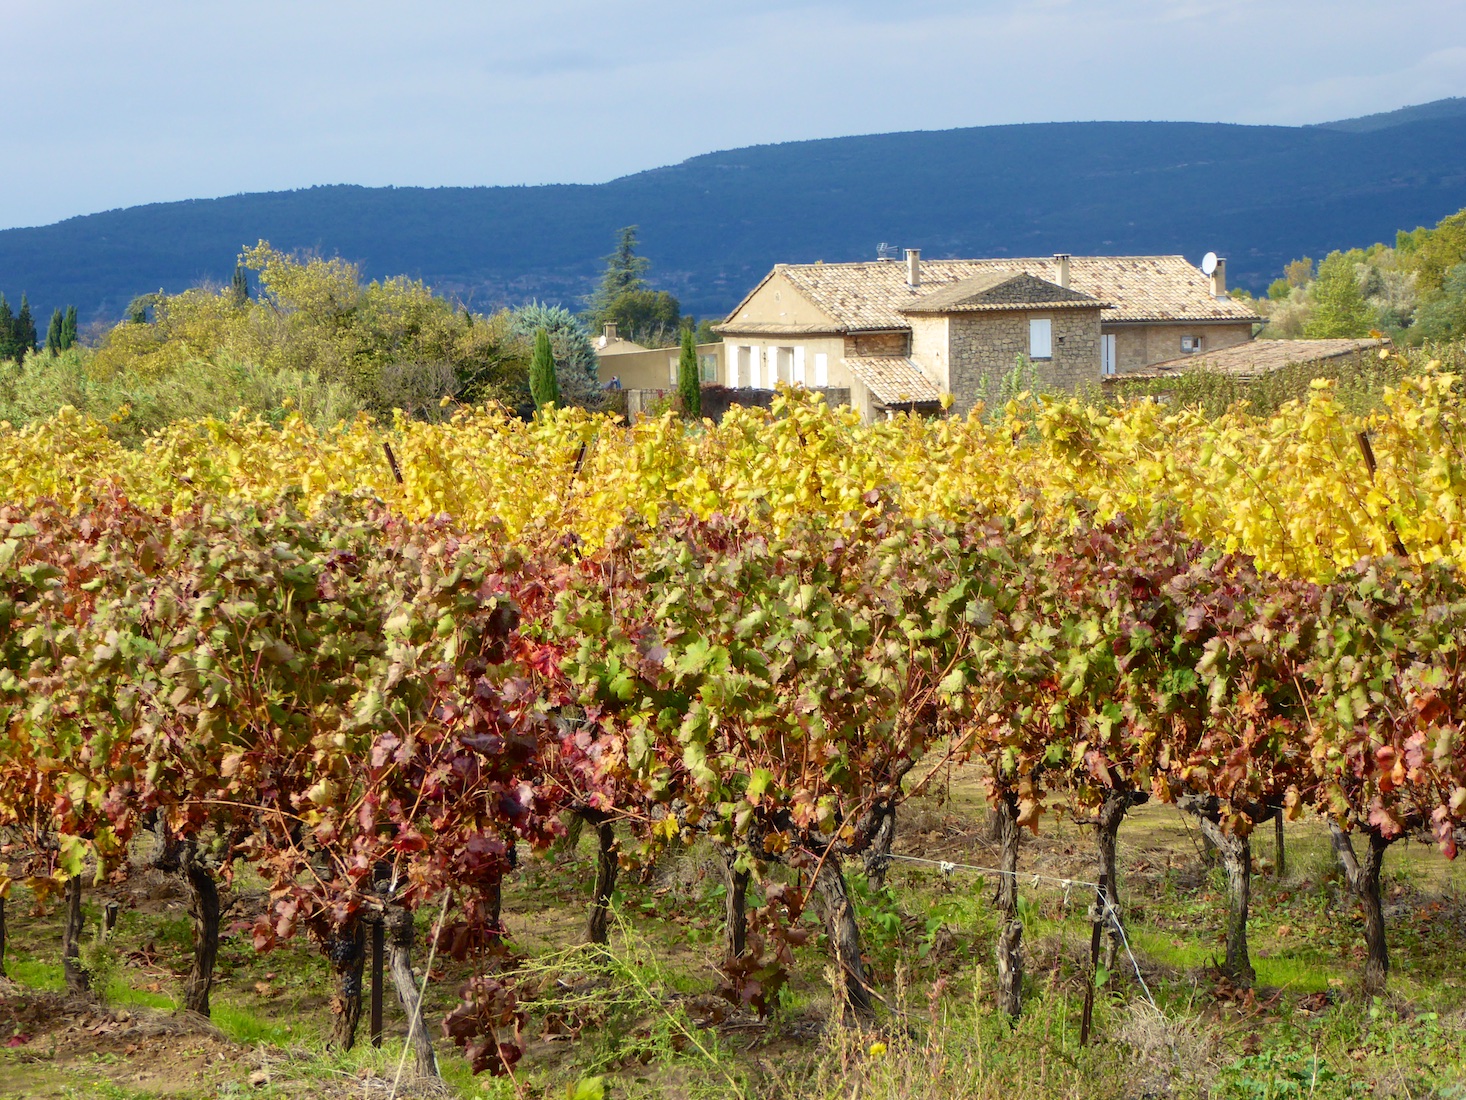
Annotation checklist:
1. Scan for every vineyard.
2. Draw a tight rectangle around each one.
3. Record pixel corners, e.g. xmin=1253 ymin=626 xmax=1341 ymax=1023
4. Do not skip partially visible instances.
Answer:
xmin=2 ymin=352 xmax=1466 ymax=1098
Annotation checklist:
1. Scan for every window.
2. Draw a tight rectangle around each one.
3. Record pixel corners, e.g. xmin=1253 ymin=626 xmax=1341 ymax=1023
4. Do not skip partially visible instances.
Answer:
xmin=1029 ymin=318 xmax=1053 ymax=360
xmin=749 ymin=347 xmax=763 ymax=389
xmin=775 ymin=346 xmax=794 ymax=385
xmin=1102 ymin=334 xmax=1117 ymax=376
xmin=699 ymin=354 xmax=718 ymax=383
xmin=793 ymin=346 xmax=806 ymax=385
xmin=813 ymin=352 xmax=829 ymax=387
xmin=1181 ymin=335 xmax=1203 ymax=353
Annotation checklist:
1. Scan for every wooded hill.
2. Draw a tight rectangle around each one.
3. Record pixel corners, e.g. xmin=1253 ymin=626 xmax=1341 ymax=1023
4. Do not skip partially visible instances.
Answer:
xmin=4 ymin=99 xmax=1466 ymax=323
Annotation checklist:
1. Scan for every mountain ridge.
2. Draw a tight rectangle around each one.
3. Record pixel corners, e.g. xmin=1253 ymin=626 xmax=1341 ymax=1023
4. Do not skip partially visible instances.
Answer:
xmin=3 ymin=103 xmax=1465 ymax=324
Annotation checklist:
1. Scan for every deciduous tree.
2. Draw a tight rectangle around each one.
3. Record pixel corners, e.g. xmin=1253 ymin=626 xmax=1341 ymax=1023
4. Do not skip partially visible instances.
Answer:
xmin=1305 ymin=252 xmax=1372 ymax=338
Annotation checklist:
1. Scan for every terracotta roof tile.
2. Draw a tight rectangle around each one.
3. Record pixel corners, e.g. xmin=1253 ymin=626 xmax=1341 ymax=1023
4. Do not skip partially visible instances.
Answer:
xmin=901 ymin=272 xmax=1103 ymax=314
xmin=1126 ymin=337 xmax=1385 ymax=380
xmin=842 ymin=357 xmax=942 ymax=406
xmin=756 ymin=256 xmax=1259 ymax=330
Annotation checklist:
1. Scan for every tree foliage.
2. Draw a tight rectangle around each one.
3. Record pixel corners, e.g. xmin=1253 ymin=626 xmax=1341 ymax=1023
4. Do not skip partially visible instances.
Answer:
xmin=1304 ymin=251 xmax=1373 ymax=338
xmin=676 ymin=327 xmax=700 ymax=419
xmin=509 ymin=302 xmax=598 ymax=409
xmin=529 ymin=328 xmax=559 ymax=412
xmin=584 ymin=226 xmax=684 ymax=347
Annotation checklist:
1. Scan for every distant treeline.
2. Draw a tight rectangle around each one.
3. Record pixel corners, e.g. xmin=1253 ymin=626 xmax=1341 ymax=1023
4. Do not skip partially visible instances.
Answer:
xmin=1245 ymin=205 xmax=1466 ymax=344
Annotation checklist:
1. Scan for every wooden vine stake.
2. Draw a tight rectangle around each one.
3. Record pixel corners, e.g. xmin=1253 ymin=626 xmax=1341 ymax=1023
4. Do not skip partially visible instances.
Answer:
xmin=1080 ymin=871 xmax=1109 ymax=1046
xmin=383 ymin=441 xmax=404 ymax=485
xmin=1355 ymin=430 xmax=1408 ymax=558
xmin=370 ymin=916 xmax=385 ymax=1049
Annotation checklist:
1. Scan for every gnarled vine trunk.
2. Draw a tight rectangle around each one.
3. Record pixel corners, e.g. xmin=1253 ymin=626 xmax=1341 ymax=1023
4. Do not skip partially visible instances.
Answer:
xmin=718 ymin=847 xmax=749 ymax=960
xmin=811 ymin=852 xmax=875 ymax=1021
xmin=0 ymin=895 xmax=7 ymax=979
xmin=62 ymin=876 xmax=90 ymax=995
xmin=179 ymin=845 xmax=220 ymax=1017
xmin=386 ymin=904 xmax=439 ymax=1078
xmin=1330 ymin=823 xmax=1393 ymax=995
xmin=996 ymin=918 xmax=1024 ymax=1022
xmin=992 ymin=787 xmax=1020 ymax=921
xmin=861 ymin=800 xmax=897 ymax=891
xmin=586 ymin=814 xmax=618 ymax=946
xmin=1095 ymin=790 xmax=1132 ymax=973
xmin=1183 ymin=799 xmax=1254 ymax=985
xmin=328 ymin=920 xmax=367 ymax=1050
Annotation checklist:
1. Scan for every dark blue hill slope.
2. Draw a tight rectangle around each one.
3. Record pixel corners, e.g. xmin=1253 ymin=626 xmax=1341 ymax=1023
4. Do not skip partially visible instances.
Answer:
xmin=4 ymin=102 xmax=1466 ymax=322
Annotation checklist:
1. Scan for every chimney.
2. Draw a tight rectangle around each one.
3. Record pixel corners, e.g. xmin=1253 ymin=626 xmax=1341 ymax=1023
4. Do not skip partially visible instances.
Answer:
xmin=1054 ymin=253 xmax=1071 ymax=289
xmin=906 ymin=248 xmax=921 ymax=287
xmin=1210 ymin=258 xmax=1227 ymax=298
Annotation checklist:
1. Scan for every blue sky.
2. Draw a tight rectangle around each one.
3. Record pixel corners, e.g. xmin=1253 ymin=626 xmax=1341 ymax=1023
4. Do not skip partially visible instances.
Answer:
xmin=3 ymin=0 xmax=1464 ymax=230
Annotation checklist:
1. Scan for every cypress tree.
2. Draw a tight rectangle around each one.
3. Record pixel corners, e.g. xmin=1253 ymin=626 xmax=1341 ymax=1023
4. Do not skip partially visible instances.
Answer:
xmin=61 ymin=306 xmax=78 ymax=350
xmin=231 ymin=264 xmax=249 ymax=307
xmin=15 ymin=295 xmax=37 ymax=359
xmin=677 ymin=326 xmax=701 ymax=420
xmin=46 ymin=309 xmax=63 ymax=355
xmin=0 ymin=295 xmax=14 ymax=364
xmin=528 ymin=327 xmax=560 ymax=413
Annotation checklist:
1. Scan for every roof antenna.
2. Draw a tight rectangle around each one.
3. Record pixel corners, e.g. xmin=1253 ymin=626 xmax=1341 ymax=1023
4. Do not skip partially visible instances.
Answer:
xmin=877 ymin=242 xmax=899 ymax=261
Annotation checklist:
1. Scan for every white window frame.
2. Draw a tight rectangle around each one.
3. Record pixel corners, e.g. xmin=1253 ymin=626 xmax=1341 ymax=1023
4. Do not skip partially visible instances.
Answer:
xmin=1101 ymin=333 xmax=1117 ymax=376
xmin=750 ymin=346 xmax=763 ymax=389
xmin=1181 ymin=335 xmax=1203 ymax=353
xmin=1029 ymin=318 xmax=1053 ymax=360
xmin=813 ymin=352 xmax=829 ymax=387
xmin=793 ymin=346 xmax=806 ymax=385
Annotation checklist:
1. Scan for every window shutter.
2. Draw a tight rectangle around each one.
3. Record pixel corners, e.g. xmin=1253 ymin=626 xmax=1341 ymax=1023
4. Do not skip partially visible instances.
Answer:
xmin=1029 ymin=318 xmax=1053 ymax=360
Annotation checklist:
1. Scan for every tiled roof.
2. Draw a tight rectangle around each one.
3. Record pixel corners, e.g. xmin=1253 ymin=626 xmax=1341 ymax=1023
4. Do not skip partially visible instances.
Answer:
xmin=594 ymin=336 xmax=650 ymax=356
xmin=842 ymin=357 xmax=942 ymax=406
xmin=730 ymin=256 xmax=1261 ymax=331
xmin=901 ymin=272 xmax=1103 ymax=314
xmin=1127 ymin=337 xmax=1385 ymax=380
xmin=709 ymin=321 xmax=840 ymax=335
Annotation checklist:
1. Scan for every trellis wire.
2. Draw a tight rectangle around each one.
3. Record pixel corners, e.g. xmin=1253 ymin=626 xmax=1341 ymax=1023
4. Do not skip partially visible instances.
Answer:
xmin=884 ymin=852 xmax=1164 ymax=1019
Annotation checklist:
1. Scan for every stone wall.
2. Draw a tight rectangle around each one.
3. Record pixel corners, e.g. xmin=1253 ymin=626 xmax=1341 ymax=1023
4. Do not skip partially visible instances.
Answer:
xmin=845 ymin=331 xmax=910 ymax=357
xmin=1108 ymin=322 xmax=1253 ymax=373
xmin=946 ymin=308 xmax=1102 ymax=413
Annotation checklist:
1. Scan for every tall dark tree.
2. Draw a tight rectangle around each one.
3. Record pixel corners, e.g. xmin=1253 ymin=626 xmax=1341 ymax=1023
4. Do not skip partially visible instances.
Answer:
xmin=677 ymin=326 xmax=701 ymax=420
xmin=0 ymin=295 xmax=14 ymax=364
xmin=231 ymin=263 xmax=249 ymax=307
xmin=15 ymin=295 xmax=37 ymax=360
xmin=61 ymin=305 xmax=78 ymax=350
xmin=46 ymin=309 xmax=63 ymax=355
xmin=586 ymin=226 xmax=650 ymax=326
xmin=528 ymin=327 xmax=560 ymax=413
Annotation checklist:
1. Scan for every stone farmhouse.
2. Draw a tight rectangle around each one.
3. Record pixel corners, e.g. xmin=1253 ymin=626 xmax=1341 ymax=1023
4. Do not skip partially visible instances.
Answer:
xmin=714 ymin=250 xmax=1261 ymax=420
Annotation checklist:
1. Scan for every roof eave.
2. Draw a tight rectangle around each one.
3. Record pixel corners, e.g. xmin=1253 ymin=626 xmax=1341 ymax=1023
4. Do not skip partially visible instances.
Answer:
xmin=1102 ymin=314 xmax=1263 ymax=325
xmin=901 ymin=300 xmax=1110 ymax=315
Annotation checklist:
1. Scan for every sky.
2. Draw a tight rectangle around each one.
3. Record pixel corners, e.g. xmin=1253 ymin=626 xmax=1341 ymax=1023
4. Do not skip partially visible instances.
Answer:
xmin=3 ymin=0 xmax=1465 ymax=230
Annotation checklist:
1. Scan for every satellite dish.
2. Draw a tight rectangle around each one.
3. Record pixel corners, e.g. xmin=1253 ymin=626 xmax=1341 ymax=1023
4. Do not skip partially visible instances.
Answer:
xmin=1201 ymin=252 xmax=1219 ymax=276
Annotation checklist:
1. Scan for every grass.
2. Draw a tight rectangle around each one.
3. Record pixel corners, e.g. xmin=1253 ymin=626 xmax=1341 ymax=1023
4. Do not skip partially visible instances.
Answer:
xmin=3 ymin=769 xmax=1466 ymax=1098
